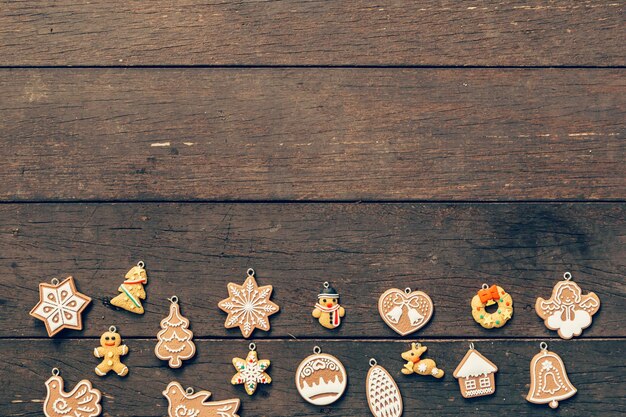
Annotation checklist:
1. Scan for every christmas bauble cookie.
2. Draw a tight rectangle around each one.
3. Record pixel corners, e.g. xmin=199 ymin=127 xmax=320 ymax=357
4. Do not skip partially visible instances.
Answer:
xmin=295 ymin=346 xmax=347 ymax=405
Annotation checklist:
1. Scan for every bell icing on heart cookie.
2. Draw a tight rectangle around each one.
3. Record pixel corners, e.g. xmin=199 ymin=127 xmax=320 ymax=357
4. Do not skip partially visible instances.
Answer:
xmin=535 ymin=272 xmax=600 ymax=339
xmin=155 ymin=296 xmax=196 ymax=368
xmin=366 ymin=358 xmax=403 ymax=417
xmin=162 ymin=381 xmax=240 ymax=417
xmin=44 ymin=368 xmax=102 ymax=417
xmin=453 ymin=343 xmax=498 ymax=398
xmin=400 ymin=342 xmax=444 ymax=379
xmin=231 ymin=343 xmax=272 ymax=395
xmin=30 ymin=276 xmax=92 ymax=337
xmin=471 ymin=283 xmax=513 ymax=328
xmin=312 ymin=282 xmax=345 ymax=329
xmin=94 ymin=326 xmax=129 ymax=377
xmin=218 ymin=268 xmax=280 ymax=338
xmin=378 ymin=287 xmax=433 ymax=336
xmin=527 ymin=342 xmax=576 ymax=409
xmin=295 ymin=346 xmax=347 ymax=405
xmin=110 ymin=261 xmax=148 ymax=314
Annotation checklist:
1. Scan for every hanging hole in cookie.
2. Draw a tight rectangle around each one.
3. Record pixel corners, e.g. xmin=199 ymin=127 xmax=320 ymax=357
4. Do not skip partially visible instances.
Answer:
xmin=469 ymin=342 xmax=475 ymax=350
xmin=563 ymin=272 xmax=572 ymax=281
xmin=482 ymin=283 xmax=489 ymax=290
xmin=186 ymin=387 xmax=194 ymax=395
xmin=137 ymin=261 xmax=145 ymax=268
xmin=313 ymin=346 xmax=321 ymax=354
xmin=51 ymin=278 xmax=60 ymax=285
xmin=51 ymin=368 xmax=60 ymax=376
xmin=404 ymin=287 xmax=411 ymax=294
xmin=249 ymin=342 xmax=256 ymax=351
xmin=540 ymin=342 xmax=548 ymax=350
xmin=109 ymin=325 xmax=117 ymax=333
xmin=369 ymin=358 xmax=377 ymax=367
xmin=323 ymin=282 xmax=330 ymax=289
xmin=247 ymin=268 xmax=255 ymax=277
xmin=168 ymin=295 xmax=178 ymax=304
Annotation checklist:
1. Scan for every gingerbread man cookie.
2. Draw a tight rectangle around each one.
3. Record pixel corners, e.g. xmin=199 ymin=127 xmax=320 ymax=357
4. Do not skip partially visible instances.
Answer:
xmin=94 ymin=326 xmax=129 ymax=377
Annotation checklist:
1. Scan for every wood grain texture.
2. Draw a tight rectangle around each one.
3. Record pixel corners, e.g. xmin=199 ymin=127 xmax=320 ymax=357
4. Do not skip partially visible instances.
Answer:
xmin=1 ymin=339 xmax=624 ymax=416
xmin=2 ymin=203 xmax=624 ymax=338
xmin=0 ymin=0 xmax=624 ymax=67
xmin=2 ymin=68 xmax=624 ymax=201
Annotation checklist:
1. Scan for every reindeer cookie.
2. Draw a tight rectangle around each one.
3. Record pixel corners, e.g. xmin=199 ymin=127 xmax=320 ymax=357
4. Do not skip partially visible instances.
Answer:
xmin=312 ymin=282 xmax=345 ymax=329
xmin=94 ymin=326 xmax=129 ymax=377
xmin=401 ymin=342 xmax=444 ymax=379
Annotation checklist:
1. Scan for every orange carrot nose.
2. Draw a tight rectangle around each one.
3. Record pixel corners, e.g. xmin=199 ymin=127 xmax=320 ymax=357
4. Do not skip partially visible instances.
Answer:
xmin=327 ymin=303 xmax=333 ymax=308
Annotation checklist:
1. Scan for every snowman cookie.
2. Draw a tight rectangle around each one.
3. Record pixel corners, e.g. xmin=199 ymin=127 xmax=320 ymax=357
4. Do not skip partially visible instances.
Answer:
xmin=312 ymin=282 xmax=345 ymax=330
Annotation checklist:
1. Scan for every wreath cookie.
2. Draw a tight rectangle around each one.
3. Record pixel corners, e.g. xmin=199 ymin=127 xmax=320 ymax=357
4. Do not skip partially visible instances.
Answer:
xmin=471 ymin=284 xmax=513 ymax=328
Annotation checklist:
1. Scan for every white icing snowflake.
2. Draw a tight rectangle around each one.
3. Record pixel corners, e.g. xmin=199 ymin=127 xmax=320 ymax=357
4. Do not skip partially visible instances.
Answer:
xmin=30 ymin=277 xmax=91 ymax=337
xmin=231 ymin=350 xmax=271 ymax=395
xmin=218 ymin=270 xmax=279 ymax=338
xmin=417 ymin=363 xmax=428 ymax=373
xmin=541 ymin=359 xmax=553 ymax=371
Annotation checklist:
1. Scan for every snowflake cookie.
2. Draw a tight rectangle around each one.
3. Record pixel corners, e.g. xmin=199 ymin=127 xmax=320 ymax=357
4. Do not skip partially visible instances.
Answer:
xmin=218 ymin=268 xmax=280 ymax=338
xmin=231 ymin=343 xmax=272 ymax=395
xmin=30 ymin=276 xmax=91 ymax=337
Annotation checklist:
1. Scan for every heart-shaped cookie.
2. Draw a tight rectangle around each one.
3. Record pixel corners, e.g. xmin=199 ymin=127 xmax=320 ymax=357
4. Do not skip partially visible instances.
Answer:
xmin=378 ymin=288 xmax=434 ymax=336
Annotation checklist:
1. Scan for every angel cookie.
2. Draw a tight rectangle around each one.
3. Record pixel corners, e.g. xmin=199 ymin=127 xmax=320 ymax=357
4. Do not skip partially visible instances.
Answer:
xmin=536 ymin=272 xmax=600 ymax=339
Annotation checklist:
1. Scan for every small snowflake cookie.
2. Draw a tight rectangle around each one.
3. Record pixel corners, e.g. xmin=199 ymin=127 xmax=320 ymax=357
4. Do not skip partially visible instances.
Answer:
xmin=218 ymin=268 xmax=280 ymax=338
xmin=231 ymin=343 xmax=272 ymax=395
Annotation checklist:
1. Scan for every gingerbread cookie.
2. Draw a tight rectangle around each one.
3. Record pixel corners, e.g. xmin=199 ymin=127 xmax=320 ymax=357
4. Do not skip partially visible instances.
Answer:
xmin=163 ymin=381 xmax=240 ymax=417
xmin=44 ymin=368 xmax=102 ymax=417
xmin=312 ymin=282 xmax=345 ymax=330
xmin=30 ymin=276 xmax=91 ymax=337
xmin=110 ymin=261 xmax=148 ymax=314
xmin=400 ymin=342 xmax=444 ymax=378
xmin=366 ymin=359 xmax=403 ymax=417
xmin=535 ymin=272 xmax=600 ymax=339
xmin=527 ymin=342 xmax=576 ymax=408
xmin=231 ymin=343 xmax=272 ymax=395
xmin=218 ymin=268 xmax=279 ymax=338
xmin=155 ymin=296 xmax=196 ymax=368
xmin=471 ymin=284 xmax=513 ymax=328
xmin=94 ymin=326 xmax=129 ymax=377
xmin=453 ymin=343 xmax=498 ymax=398
xmin=378 ymin=287 xmax=433 ymax=336
xmin=295 ymin=346 xmax=347 ymax=405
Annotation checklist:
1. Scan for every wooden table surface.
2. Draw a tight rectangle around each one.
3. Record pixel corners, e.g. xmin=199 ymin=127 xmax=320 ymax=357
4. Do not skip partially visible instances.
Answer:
xmin=1 ymin=1 xmax=624 ymax=416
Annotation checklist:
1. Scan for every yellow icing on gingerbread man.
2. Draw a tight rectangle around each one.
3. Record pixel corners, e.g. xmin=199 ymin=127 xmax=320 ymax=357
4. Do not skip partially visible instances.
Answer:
xmin=94 ymin=326 xmax=129 ymax=377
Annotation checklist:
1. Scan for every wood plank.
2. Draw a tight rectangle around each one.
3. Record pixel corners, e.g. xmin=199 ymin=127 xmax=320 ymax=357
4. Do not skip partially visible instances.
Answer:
xmin=1 ymin=339 xmax=624 ymax=416
xmin=1 ymin=68 xmax=624 ymax=201
xmin=2 ymin=203 xmax=624 ymax=338
xmin=0 ymin=1 xmax=624 ymax=66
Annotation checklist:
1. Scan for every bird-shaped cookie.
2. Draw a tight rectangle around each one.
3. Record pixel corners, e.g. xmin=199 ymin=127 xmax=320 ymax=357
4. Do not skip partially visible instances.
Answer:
xmin=44 ymin=369 xmax=102 ymax=417
xmin=163 ymin=381 xmax=240 ymax=417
